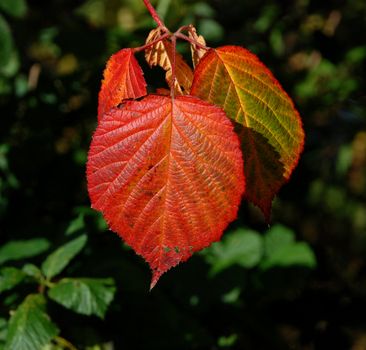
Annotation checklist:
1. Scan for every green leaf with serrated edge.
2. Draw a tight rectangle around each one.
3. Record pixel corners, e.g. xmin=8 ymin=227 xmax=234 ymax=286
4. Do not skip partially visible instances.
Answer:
xmin=260 ymin=225 xmax=316 ymax=270
xmin=203 ymin=228 xmax=263 ymax=275
xmin=0 ymin=267 xmax=25 ymax=293
xmin=191 ymin=46 xmax=304 ymax=219
xmin=0 ymin=238 xmax=50 ymax=265
xmin=41 ymin=235 xmax=87 ymax=279
xmin=0 ymin=0 xmax=27 ymax=18
xmin=5 ymin=294 xmax=58 ymax=350
xmin=48 ymin=278 xmax=116 ymax=319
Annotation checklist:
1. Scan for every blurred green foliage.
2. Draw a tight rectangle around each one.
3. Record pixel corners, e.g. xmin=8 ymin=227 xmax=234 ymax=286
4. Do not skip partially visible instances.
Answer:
xmin=0 ymin=0 xmax=365 ymax=349
xmin=0 ymin=235 xmax=116 ymax=349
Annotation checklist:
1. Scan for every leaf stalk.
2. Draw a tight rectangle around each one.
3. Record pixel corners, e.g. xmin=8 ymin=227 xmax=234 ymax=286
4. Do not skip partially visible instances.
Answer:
xmin=170 ymin=35 xmax=177 ymax=99
xmin=143 ymin=0 xmax=166 ymax=29
xmin=54 ymin=336 xmax=79 ymax=350
xmin=133 ymin=32 xmax=170 ymax=53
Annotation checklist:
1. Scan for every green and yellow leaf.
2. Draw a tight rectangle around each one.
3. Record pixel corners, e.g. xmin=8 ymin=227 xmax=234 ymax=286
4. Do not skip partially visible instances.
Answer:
xmin=191 ymin=45 xmax=304 ymax=219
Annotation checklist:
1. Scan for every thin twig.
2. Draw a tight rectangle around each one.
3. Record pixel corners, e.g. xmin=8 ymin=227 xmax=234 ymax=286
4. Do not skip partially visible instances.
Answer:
xmin=143 ymin=0 xmax=165 ymax=28
xmin=174 ymin=25 xmax=191 ymax=35
xmin=170 ymin=35 xmax=177 ymax=99
xmin=133 ymin=32 xmax=170 ymax=53
xmin=54 ymin=336 xmax=79 ymax=350
xmin=175 ymin=32 xmax=210 ymax=51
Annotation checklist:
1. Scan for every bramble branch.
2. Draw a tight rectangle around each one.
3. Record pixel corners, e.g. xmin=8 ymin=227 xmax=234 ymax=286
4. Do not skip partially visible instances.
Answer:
xmin=143 ymin=0 xmax=166 ymax=29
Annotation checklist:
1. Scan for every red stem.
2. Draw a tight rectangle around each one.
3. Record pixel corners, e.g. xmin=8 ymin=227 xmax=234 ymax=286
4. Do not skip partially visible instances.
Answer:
xmin=133 ymin=33 xmax=170 ymax=53
xmin=170 ymin=35 xmax=176 ymax=99
xmin=174 ymin=25 xmax=191 ymax=34
xmin=143 ymin=0 xmax=165 ymax=28
xmin=141 ymin=1 xmax=210 ymax=98
xmin=175 ymin=32 xmax=210 ymax=51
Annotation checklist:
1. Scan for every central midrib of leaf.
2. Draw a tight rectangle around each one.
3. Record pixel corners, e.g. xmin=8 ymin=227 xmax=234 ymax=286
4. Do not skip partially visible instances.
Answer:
xmin=88 ymin=93 xmax=246 ymax=287
xmin=154 ymin=99 xmax=174 ymax=260
xmin=147 ymin=99 xmax=215 ymax=263
xmin=130 ymin=98 xmax=231 ymax=256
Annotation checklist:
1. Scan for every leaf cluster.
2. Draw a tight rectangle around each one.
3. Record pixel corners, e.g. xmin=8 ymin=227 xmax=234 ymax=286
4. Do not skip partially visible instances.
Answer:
xmin=87 ymin=0 xmax=305 ymax=288
xmin=0 ymin=235 xmax=116 ymax=349
xmin=2 ymin=0 xmax=365 ymax=348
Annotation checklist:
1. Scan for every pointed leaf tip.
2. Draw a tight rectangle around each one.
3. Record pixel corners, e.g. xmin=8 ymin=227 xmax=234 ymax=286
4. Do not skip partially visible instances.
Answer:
xmin=87 ymin=95 xmax=245 ymax=286
xmin=191 ymin=45 xmax=304 ymax=218
xmin=41 ymin=234 xmax=87 ymax=279
xmin=150 ymin=271 xmax=161 ymax=291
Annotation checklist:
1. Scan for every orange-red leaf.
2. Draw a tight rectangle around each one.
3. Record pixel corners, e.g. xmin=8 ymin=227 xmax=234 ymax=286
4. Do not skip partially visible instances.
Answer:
xmin=191 ymin=46 xmax=304 ymax=219
xmin=87 ymin=95 xmax=245 ymax=288
xmin=98 ymin=48 xmax=147 ymax=121
xmin=145 ymin=28 xmax=193 ymax=95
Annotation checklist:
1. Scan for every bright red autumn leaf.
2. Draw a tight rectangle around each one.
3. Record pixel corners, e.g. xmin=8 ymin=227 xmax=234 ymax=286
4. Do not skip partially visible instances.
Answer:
xmin=191 ymin=46 xmax=304 ymax=219
xmin=87 ymin=95 xmax=245 ymax=288
xmin=98 ymin=48 xmax=147 ymax=121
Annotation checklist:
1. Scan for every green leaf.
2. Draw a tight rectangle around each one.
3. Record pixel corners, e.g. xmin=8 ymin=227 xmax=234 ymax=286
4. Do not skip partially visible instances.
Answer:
xmin=263 ymin=224 xmax=294 ymax=257
xmin=191 ymin=46 xmax=304 ymax=219
xmin=14 ymin=74 xmax=28 ymax=97
xmin=5 ymin=294 xmax=58 ymax=350
xmin=0 ymin=50 xmax=19 ymax=77
xmin=0 ymin=14 xmax=13 ymax=66
xmin=260 ymin=225 xmax=316 ymax=270
xmin=198 ymin=18 xmax=224 ymax=42
xmin=48 ymin=278 xmax=116 ymax=319
xmin=0 ymin=318 xmax=7 ymax=342
xmin=203 ymin=228 xmax=263 ymax=275
xmin=0 ymin=0 xmax=27 ymax=18
xmin=192 ymin=2 xmax=215 ymax=17
xmin=41 ymin=235 xmax=87 ymax=279
xmin=0 ymin=238 xmax=50 ymax=265
xmin=22 ymin=264 xmax=43 ymax=280
xmin=261 ymin=243 xmax=317 ymax=270
xmin=217 ymin=333 xmax=238 ymax=347
xmin=0 ymin=267 xmax=25 ymax=293
xmin=65 ymin=213 xmax=85 ymax=236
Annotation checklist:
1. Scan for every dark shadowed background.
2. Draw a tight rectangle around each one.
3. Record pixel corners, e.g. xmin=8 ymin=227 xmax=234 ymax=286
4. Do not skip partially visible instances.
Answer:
xmin=1 ymin=0 xmax=366 ymax=349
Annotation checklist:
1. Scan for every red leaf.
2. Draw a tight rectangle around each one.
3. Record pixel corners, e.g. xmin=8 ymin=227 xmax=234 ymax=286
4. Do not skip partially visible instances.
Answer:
xmin=191 ymin=46 xmax=304 ymax=219
xmin=98 ymin=48 xmax=147 ymax=121
xmin=87 ymin=95 xmax=245 ymax=288
xmin=236 ymin=126 xmax=285 ymax=220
